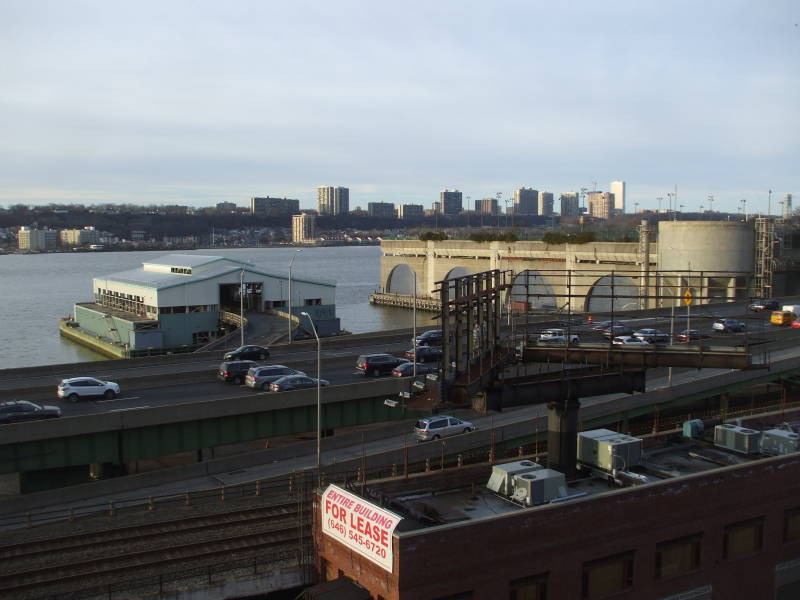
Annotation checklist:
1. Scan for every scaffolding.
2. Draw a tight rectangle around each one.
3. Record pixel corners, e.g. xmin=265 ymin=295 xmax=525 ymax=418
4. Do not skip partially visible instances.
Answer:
xmin=753 ymin=217 xmax=775 ymax=298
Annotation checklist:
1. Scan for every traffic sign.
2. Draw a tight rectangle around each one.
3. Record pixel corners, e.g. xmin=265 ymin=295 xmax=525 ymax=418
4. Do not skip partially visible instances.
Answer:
xmin=683 ymin=290 xmax=693 ymax=306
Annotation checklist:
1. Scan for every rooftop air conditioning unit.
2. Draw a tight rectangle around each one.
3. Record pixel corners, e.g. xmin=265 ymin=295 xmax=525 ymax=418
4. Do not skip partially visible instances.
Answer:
xmin=760 ymin=428 xmax=800 ymax=456
xmin=577 ymin=429 xmax=642 ymax=472
xmin=510 ymin=469 xmax=567 ymax=506
xmin=713 ymin=424 xmax=761 ymax=454
xmin=486 ymin=460 xmax=543 ymax=496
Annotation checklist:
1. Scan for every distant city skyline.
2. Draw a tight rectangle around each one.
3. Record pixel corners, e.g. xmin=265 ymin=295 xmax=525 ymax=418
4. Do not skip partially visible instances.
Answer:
xmin=0 ymin=1 xmax=796 ymax=214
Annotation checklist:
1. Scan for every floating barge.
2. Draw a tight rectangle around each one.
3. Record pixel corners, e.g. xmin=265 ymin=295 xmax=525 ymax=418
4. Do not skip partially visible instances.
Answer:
xmin=369 ymin=292 xmax=441 ymax=312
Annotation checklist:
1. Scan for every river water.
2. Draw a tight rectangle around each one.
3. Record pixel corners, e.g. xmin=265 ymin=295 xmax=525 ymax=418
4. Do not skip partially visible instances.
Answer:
xmin=0 ymin=246 xmax=435 ymax=369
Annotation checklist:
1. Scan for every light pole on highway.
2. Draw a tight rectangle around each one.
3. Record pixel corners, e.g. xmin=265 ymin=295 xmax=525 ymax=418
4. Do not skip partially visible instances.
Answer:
xmin=239 ymin=267 xmax=245 ymax=346
xmin=301 ymin=311 xmax=321 ymax=486
xmin=287 ymin=249 xmax=303 ymax=343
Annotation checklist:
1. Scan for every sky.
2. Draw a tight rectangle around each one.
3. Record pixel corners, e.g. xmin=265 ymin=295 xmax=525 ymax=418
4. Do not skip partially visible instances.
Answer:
xmin=1 ymin=1 xmax=798 ymax=214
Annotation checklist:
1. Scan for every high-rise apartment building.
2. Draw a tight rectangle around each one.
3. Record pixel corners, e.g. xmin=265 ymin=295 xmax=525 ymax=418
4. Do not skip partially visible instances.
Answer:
xmin=475 ymin=198 xmax=499 ymax=214
xmin=587 ymin=191 xmax=615 ymax=220
xmin=60 ymin=227 xmax=100 ymax=247
xmin=398 ymin=204 xmax=424 ymax=219
xmin=440 ymin=189 xmax=463 ymax=215
xmin=18 ymin=227 xmax=58 ymax=251
xmin=610 ymin=181 xmax=626 ymax=213
xmin=783 ymin=194 xmax=793 ymax=220
xmin=512 ymin=188 xmax=538 ymax=215
xmin=291 ymin=213 xmax=316 ymax=243
xmin=250 ymin=197 xmax=300 ymax=216
xmin=538 ymin=191 xmax=554 ymax=216
xmin=368 ymin=202 xmax=396 ymax=218
xmin=560 ymin=192 xmax=580 ymax=217
xmin=317 ymin=186 xmax=350 ymax=216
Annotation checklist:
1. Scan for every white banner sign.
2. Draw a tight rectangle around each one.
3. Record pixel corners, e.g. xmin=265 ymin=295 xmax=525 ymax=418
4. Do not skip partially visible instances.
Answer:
xmin=321 ymin=484 xmax=401 ymax=572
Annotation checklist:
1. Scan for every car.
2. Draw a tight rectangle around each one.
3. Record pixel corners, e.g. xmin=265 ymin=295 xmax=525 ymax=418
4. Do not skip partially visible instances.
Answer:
xmin=538 ymin=328 xmax=580 ymax=344
xmin=748 ymin=299 xmax=780 ymax=312
xmin=558 ymin=317 xmax=585 ymax=327
xmin=713 ymin=318 xmax=746 ymax=333
xmin=415 ymin=330 xmax=443 ymax=346
xmin=57 ymin=377 xmax=121 ymax=402
xmin=602 ymin=324 xmax=634 ymax=338
xmin=391 ymin=362 xmax=434 ymax=377
xmin=223 ymin=345 xmax=270 ymax=361
xmin=268 ymin=375 xmax=329 ymax=392
xmin=792 ymin=320 xmax=800 ymax=329
xmin=0 ymin=401 xmax=61 ymax=424
xmin=217 ymin=360 xmax=258 ymax=384
xmin=593 ymin=320 xmax=623 ymax=332
xmin=676 ymin=329 xmax=711 ymax=342
xmin=612 ymin=336 xmax=651 ymax=346
xmin=632 ymin=329 xmax=671 ymax=344
xmin=404 ymin=346 xmax=443 ymax=363
xmin=414 ymin=415 xmax=476 ymax=442
xmin=245 ymin=365 xmax=306 ymax=390
xmin=356 ymin=354 xmax=410 ymax=377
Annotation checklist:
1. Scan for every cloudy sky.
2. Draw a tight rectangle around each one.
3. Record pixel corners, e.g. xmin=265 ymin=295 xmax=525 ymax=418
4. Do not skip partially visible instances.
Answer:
xmin=1 ymin=1 xmax=797 ymax=213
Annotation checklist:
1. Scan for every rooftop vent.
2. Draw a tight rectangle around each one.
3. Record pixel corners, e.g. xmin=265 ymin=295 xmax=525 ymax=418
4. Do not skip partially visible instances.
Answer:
xmin=760 ymin=428 xmax=800 ymax=456
xmin=577 ymin=429 xmax=642 ymax=472
xmin=713 ymin=424 xmax=761 ymax=455
xmin=486 ymin=460 xmax=543 ymax=496
xmin=510 ymin=469 xmax=567 ymax=507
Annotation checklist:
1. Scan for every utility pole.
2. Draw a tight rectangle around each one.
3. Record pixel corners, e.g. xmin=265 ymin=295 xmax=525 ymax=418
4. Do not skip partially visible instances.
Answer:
xmin=708 ymin=195 xmax=714 ymax=213
xmin=496 ymin=192 xmax=502 ymax=229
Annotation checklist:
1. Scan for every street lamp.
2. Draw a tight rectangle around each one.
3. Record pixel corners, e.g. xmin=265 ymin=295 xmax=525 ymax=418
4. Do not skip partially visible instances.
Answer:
xmin=301 ymin=311 xmax=321 ymax=485
xmin=287 ymin=249 xmax=303 ymax=343
xmin=239 ymin=267 xmax=245 ymax=346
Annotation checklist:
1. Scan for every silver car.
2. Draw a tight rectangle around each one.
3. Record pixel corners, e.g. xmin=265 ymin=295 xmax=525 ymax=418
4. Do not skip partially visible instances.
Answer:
xmin=57 ymin=377 xmax=120 ymax=402
xmin=414 ymin=415 xmax=476 ymax=442
xmin=245 ymin=365 xmax=306 ymax=390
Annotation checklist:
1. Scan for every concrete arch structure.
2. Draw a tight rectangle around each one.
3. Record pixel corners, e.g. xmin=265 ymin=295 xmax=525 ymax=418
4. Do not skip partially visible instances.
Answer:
xmin=510 ymin=270 xmax=557 ymax=311
xmin=386 ymin=264 xmax=421 ymax=295
xmin=584 ymin=274 xmax=640 ymax=313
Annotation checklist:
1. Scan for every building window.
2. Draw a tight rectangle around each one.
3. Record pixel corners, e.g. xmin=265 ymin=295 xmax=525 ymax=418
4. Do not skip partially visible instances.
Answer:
xmin=510 ymin=573 xmax=547 ymax=599
xmin=655 ymin=535 xmax=701 ymax=579
xmin=582 ymin=552 xmax=634 ymax=599
xmin=724 ymin=518 xmax=764 ymax=559
xmin=784 ymin=509 xmax=800 ymax=543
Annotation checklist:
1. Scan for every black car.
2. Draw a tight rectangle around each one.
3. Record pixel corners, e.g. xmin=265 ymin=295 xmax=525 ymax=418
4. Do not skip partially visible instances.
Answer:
xmin=269 ymin=375 xmax=329 ymax=392
xmin=356 ymin=354 xmax=409 ymax=376
xmin=748 ymin=299 xmax=780 ymax=312
xmin=0 ymin=401 xmax=61 ymax=424
xmin=404 ymin=346 xmax=443 ymax=363
xmin=414 ymin=330 xmax=443 ymax=346
xmin=218 ymin=360 xmax=258 ymax=384
xmin=223 ymin=345 xmax=270 ymax=361
xmin=391 ymin=362 xmax=434 ymax=377
xmin=602 ymin=324 xmax=634 ymax=338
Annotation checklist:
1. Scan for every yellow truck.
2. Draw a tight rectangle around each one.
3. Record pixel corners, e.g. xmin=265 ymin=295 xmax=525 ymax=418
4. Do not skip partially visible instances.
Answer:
xmin=771 ymin=305 xmax=800 ymax=326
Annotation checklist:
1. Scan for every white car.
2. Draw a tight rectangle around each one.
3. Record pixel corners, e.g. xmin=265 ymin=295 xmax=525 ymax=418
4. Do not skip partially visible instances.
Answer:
xmin=538 ymin=328 xmax=580 ymax=344
xmin=612 ymin=336 xmax=651 ymax=346
xmin=57 ymin=377 xmax=121 ymax=402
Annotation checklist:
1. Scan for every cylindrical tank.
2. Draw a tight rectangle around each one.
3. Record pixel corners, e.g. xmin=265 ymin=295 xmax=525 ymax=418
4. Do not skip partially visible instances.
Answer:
xmin=657 ymin=221 xmax=754 ymax=272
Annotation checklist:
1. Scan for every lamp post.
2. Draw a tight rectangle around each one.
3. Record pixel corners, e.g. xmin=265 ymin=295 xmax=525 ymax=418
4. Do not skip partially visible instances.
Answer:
xmin=239 ymin=267 xmax=245 ymax=346
xmin=301 ymin=311 xmax=321 ymax=485
xmin=287 ymin=249 xmax=302 ymax=343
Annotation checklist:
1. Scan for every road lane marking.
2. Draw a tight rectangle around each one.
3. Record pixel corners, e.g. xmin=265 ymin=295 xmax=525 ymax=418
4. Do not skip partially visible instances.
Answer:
xmin=96 ymin=396 xmax=142 ymax=403
xmin=109 ymin=406 xmax=150 ymax=412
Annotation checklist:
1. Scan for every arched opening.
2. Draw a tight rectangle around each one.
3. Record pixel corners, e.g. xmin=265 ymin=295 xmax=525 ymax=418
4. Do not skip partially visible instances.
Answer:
xmin=444 ymin=267 xmax=473 ymax=299
xmin=509 ymin=270 xmax=557 ymax=312
xmin=386 ymin=264 xmax=421 ymax=295
xmin=585 ymin=274 xmax=640 ymax=313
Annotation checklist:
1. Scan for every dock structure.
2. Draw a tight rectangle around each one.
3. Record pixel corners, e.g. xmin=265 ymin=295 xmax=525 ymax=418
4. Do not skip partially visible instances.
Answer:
xmin=369 ymin=292 xmax=441 ymax=312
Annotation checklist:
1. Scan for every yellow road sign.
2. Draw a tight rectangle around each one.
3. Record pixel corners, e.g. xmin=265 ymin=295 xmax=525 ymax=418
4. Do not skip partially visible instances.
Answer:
xmin=683 ymin=290 xmax=693 ymax=306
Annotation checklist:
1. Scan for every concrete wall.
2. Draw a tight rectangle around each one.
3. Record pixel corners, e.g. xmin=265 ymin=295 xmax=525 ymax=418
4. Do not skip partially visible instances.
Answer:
xmin=658 ymin=221 xmax=754 ymax=272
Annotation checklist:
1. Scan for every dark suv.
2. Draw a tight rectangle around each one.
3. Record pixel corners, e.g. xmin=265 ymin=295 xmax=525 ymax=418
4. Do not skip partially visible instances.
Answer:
xmin=223 ymin=345 xmax=270 ymax=361
xmin=356 ymin=354 xmax=409 ymax=377
xmin=748 ymin=299 xmax=779 ymax=312
xmin=218 ymin=360 xmax=258 ymax=384
xmin=415 ymin=330 xmax=443 ymax=346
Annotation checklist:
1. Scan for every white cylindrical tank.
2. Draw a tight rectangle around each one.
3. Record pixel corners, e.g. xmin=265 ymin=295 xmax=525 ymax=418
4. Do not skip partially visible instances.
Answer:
xmin=657 ymin=221 xmax=754 ymax=272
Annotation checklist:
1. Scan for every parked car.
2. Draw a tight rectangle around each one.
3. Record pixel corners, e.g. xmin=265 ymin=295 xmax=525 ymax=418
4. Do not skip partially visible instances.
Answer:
xmin=414 ymin=415 xmax=476 ymax=442
xmin=792 ymin=320 xmax=800 ymax=329
xmin=57 ymin=377 xmax=121 ymax=402
xmin=748 ymin=299 xmax=780 ymax=312
xmin=612 ymin=336 xmax=651 ymax=346
xmin=245 ymin=365 xmax=306 ymax=390
xmin=391 ymin=362 xmax=434 ymax=378
xmin=0 ymin=401 xmax=61 ymax=424
xmin=218 ymin=360 xmax=258 ymax=384
xmin=602 ymin=324 xmax=634 ymax=338
xmin=414 ymin=330 xmax=443 ymax=346
xmin=223 ymin=345 xmax=270 ymax=361
xmin=538 ymin=329 xmax=580 ymax=344
xmin=676 ymin=329 xmax=711 ymax=342
xmin=269 ymin=375 xmax=329 ymax=392
xmin=356 ymin=354 xmax=410 ymax=376
xmin=404 ymin=346 xmax=443 ymax=363
xmin=712 ymin=318 xmax=746 ymax=333
xmin=632 ymin=329 xmax=671 ymax=344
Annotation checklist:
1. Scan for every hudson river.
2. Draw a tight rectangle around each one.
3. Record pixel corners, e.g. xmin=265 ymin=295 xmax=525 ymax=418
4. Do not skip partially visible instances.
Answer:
xmin=0 ymin=246 xmax=435 ymax=369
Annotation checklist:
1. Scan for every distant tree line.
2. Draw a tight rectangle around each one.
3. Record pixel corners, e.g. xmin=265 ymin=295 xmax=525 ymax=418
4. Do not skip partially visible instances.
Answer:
xmin=542 ymin=231 xmax=597 ymax=244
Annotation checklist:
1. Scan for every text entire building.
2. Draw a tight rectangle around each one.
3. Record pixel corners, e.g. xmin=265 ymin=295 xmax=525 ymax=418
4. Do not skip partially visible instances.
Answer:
xmin=611 ymin=181 xmax=626 ymax=213
xmin=440 ymin=189 xmax=463 ymax=215
xmin=368 ymin=202 xmax=396 ymax=218
xmin=398 ymin=204 xmax=424 ymax=219
xmin=17 ymin=227 xmax=58 ymax=251
xmin=513 ymin=188 xmax=538 ymax=215
xmin=588 ymin=191 xmax=615 ymax=220
xmin=292 ymin=213 xmax=316 ymax=243
xmin=68 ymin=254 xmax=339 ymax=352
xmin=560 ymin=192 xmax=580 ymax=217
xmin=250 ymin=197 xmax=301 ymax=216
xmin=475 ymin=198 xmax=499 ymax=215
xmin=538 ymin=191 xmax=554 ymax=216
xmin=317 ymin=186 xmax=350 ymax=216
